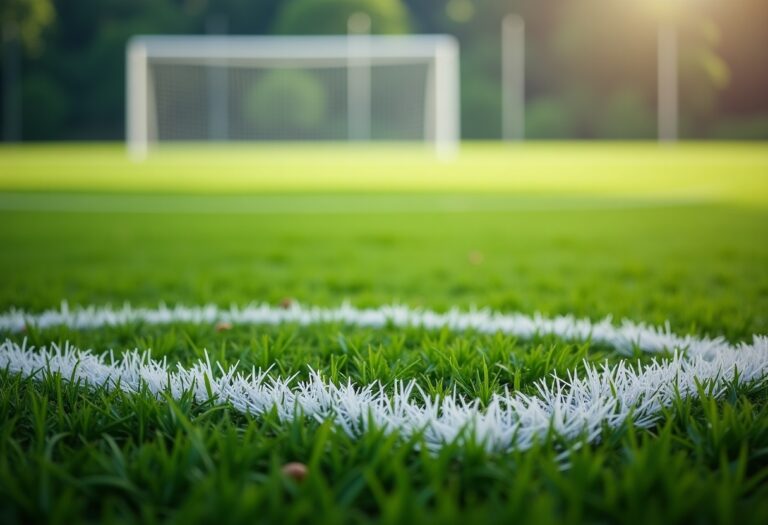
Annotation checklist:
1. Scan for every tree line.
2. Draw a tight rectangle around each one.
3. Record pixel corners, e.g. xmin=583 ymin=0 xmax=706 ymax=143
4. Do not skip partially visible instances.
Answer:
xmin=1 ymin=0 xmax=766 ymax=141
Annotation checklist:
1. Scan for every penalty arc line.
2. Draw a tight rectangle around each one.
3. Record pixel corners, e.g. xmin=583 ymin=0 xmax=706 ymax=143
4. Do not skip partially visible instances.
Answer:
xmin=1 ymin=303 xmax=767 ymax=453
xmin=0 ymin=302 xmax=756 ymax=356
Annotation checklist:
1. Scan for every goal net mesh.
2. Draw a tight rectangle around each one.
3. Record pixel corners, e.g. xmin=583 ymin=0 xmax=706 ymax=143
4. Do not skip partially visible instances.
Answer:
xmin=148 ymin=61 xmax=432 ymax=142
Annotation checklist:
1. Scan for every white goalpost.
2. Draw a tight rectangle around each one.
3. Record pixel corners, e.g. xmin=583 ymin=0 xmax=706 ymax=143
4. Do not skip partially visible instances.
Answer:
xmin=126 ymin=34 xmax=460 ymax=160
xmin=501 ymin=14 xmax=525 ymax=142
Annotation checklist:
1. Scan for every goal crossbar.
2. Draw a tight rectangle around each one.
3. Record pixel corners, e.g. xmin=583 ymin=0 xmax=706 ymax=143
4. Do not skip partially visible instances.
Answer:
xmin=129 ymin=35 xmax=454 ymax=61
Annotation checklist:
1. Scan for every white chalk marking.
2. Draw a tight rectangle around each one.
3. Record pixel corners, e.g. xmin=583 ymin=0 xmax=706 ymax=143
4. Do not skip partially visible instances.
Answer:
xmin=1 ymin=303 xmax=766 ymax=452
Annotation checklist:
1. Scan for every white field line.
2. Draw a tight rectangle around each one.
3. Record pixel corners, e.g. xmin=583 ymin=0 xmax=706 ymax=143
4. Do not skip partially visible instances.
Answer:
xmin=1 ymin=337 xmax=767 ymax=453
xmin=1 ymin=303 xmax=767 ymax=452
xmin=0 ymin=302 xmax=748 ymax=357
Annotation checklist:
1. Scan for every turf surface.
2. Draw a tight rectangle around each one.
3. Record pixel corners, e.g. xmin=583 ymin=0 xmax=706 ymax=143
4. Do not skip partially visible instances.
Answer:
xmin=1 ymin=142 xmax=767 ymax=203
xmin=1 ymin=142 xmax=767 ymax=524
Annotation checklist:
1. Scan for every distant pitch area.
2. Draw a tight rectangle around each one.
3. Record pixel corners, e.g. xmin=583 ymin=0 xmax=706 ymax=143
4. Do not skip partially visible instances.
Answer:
xmin=0 ymin=142 xmax=766 ymax=206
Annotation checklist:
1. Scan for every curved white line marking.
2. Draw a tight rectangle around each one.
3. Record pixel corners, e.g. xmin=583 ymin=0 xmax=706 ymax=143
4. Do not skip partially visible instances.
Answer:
xmin=0 ymin=302 xmax=744 ymax=357
xmin=1 ymin=302 xmax=767 ymax=452
xmin=1 ymin=337 xmax=766 ymax=453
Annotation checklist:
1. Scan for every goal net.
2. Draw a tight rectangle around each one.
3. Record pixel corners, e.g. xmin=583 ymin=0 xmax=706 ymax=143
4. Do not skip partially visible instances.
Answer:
xmin=126 ymin=35 xmax=460 ymax=160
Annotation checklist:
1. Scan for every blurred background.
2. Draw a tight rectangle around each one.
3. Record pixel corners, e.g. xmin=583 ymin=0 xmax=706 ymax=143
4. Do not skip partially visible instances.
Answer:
xmin=1 ymin=0 xmax=767 ymax=143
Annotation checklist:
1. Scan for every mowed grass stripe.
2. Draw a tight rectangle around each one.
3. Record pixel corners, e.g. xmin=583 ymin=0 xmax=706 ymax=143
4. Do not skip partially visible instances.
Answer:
xmin=1 ymin=143 xmax=767 ymax=205
xmin=0 ymin=192 xmax=707 ymax=215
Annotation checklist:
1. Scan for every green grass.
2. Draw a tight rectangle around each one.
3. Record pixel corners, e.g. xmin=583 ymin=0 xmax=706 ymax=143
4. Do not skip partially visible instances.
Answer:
xmin=1 ymin=142 xmax=767 ymax=203
xmin=1 ymin=142 xmax=768 ymax=524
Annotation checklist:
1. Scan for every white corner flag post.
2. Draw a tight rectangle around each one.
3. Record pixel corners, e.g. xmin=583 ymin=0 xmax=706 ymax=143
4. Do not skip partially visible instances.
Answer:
xmin=347 ymin=12 xmax=372 ymax=142
xmin=657 ymin=20 xmax=679 ymax=142
xmin=501 ymin=14 xmax=525 ymax=142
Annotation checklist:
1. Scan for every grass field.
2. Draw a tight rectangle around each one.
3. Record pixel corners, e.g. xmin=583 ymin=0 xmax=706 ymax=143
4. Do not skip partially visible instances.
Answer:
xmin=1 ymin=142 xmax=768 ymax=524
xmin=1 ymin=142 xmax=768 ymax=202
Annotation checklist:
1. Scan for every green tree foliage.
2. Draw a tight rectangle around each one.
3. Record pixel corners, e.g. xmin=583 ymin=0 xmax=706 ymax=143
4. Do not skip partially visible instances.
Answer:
xmin=2 ymin=0 xmax=765 ymax=140
xmin=202 ymin=0 xmax=283 ymax=35
xmin=1 ymin=0 xmax=54 ymax=141
xmin=541 ymin=0 xmax=729 ymax=138
xmin=0 ymin=0 xmax=54 ymax=50
xmin=17 ymin=0 xmax=199 ymax=139
xmin=244 ymin=70 xmax=327 ymax=136
xmin=14 ymin=0 xmax=282 ymax=139
xmin=429 ymin=0 xmax=509 ymax=139
xmin=274 ymin=0 xmax=410 ymax=35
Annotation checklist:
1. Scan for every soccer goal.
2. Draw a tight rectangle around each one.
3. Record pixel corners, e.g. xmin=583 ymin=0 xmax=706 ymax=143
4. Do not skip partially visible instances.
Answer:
xmin=126 ymin=35 xmax=460 ymax=160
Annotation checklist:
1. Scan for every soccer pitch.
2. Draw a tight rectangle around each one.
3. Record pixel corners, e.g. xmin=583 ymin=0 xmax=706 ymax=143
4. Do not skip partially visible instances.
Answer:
xmin=1 ymin=142 xmax=767 ymax=202
xmin=1 ymin=142 xmax=768 ymax=524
